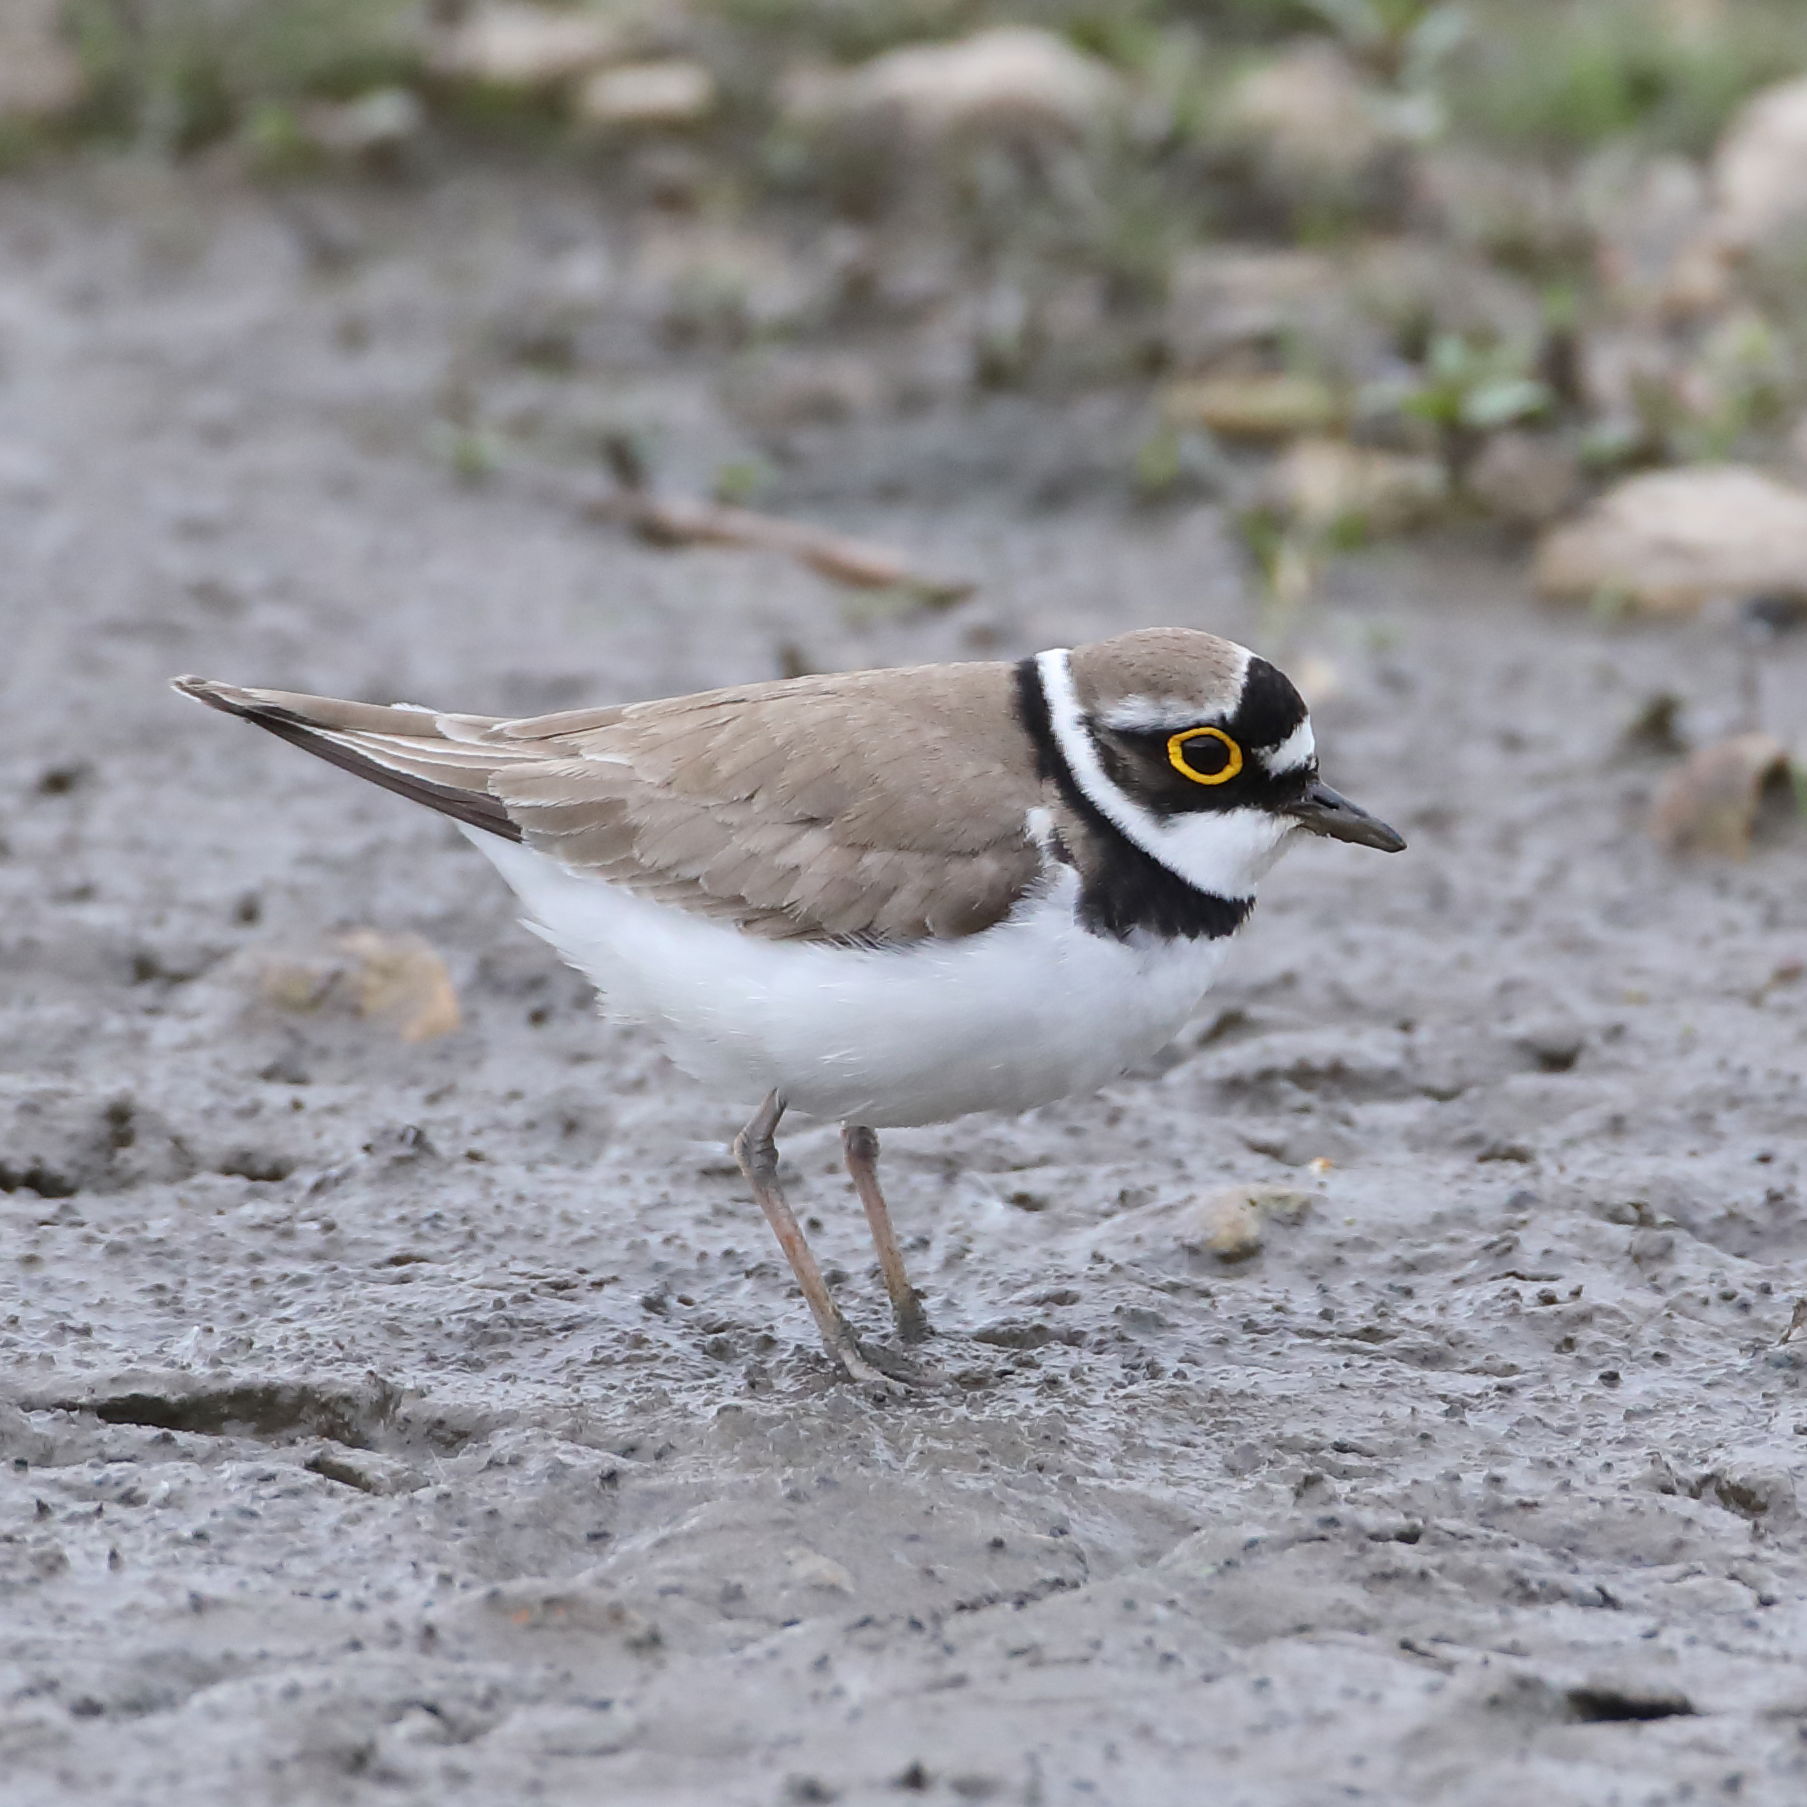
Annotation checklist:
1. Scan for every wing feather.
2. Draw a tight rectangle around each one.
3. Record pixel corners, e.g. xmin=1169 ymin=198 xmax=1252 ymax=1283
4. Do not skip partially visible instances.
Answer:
xmin=176 ymin=660 xmax=1049 ymax=945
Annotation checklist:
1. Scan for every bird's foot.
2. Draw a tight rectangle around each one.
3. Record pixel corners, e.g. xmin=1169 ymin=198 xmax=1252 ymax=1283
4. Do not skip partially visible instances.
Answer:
xmin=826 ymin=1327 xmax=944 ymax=1395
xmin=891 ymin=1294 xmax=933 ymax=1346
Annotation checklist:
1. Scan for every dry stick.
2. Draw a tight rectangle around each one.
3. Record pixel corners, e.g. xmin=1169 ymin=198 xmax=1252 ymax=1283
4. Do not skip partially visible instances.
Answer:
xmin=587 ymin=435 xmax=975 ymax=610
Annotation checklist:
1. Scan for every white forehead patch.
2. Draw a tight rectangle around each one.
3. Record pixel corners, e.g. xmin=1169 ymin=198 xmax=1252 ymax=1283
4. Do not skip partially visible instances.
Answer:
xmin=1260 ymin=718 xmax=1316 ymax=775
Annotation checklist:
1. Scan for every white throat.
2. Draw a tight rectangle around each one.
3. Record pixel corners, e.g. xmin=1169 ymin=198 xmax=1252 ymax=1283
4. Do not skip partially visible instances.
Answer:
xmin=1035 ymin=647 xmax=1292 ymax=902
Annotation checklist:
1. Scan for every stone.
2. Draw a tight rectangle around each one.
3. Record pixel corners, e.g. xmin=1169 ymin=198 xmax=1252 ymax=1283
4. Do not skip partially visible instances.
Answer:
xmin=1703 ymin=1456 xmax=1799 ymax=1524
xmin=1535 ymin=466 xmax=1807 ymax=614
xmin=1650 ymin=732 xmax=1794 ymax=858
xmin=429 ymin=3 xmax=628 ymax=89
xmin=576 ymin=60 xmax=715 ymax=129
xmin=1220 ymin=43 xmax=1396 ymax=198
xmin=1198 ymin=1192 xmax=1262 ymax=1261
xmin=1510 ymin=1016 xmax=1588 ymax=1073
xmin=1183 ymin=1185 xmax=1317 ymax=1263
xmin=0 ymin=0 xmax=84 ymax=122
xmin=783 ymin=1548 xmax=854 ymax=1593
xmin=788 ymin=26 xmax=1120 ymax=152
xmin=304 ymin=1447 xmax=426 ymax=1496
xmin=253 ymin=930 xmax=460 ymax=1043
xmin=480 ymin=1702 xmax=641 ymax=1757
xmin=1712 ymin=75 xmax=1807 ymax=252
xmin=1265 ymin=437 xmax=1448 ymax=535
xmin=1161 ymin=372 xmax=1344 ymax=441
xmin=1087 ymin=1183 xmax=1317 ymax=1269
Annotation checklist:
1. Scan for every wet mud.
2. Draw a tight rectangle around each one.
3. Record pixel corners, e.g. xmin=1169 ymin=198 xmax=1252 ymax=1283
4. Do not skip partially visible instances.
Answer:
xmin=4 ymin=167 xmax=1807 ymax=1804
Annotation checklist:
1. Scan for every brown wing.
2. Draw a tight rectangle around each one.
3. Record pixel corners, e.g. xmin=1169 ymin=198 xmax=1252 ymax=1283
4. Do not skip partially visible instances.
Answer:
xmin=174 ymin=662 xmax=1048 ymax=945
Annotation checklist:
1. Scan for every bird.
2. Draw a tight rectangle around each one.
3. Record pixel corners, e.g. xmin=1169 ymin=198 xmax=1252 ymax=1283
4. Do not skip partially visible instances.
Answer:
xmin=174 ymin=628 xmax=1403 ymax=1387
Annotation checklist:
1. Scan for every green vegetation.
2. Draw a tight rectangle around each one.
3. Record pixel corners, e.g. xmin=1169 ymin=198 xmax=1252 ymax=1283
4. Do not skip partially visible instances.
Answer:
xmin=1398 ymin=331 xmax=1553 ymax=470
xmin=1440 ymin=0 xmax=1807 ymax=158
xmin=11 ymin=0 xmax=1807 ymax=569
xmin=32 ymin=0 xmax=1807 ymax=176
xmin=66 ymin=0 xmax=421 ymax=152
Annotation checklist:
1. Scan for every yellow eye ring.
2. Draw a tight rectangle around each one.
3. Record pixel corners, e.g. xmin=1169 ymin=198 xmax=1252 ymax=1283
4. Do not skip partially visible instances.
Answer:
xmin=1167 ymin=725 xmax=1243 ymax=786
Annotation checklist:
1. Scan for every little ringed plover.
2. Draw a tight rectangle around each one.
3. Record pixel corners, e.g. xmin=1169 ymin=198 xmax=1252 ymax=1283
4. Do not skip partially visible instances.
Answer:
xmin=175 ymin=628 xmax=1403 ymax=1386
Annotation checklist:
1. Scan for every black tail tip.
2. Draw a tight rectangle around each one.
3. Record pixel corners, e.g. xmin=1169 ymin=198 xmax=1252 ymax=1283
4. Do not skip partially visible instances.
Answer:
xmin=172 ymin=675 xmax=239 ymax=715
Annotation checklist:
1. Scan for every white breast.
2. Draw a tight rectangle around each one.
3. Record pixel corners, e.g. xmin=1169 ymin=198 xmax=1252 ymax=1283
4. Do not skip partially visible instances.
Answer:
xmin=466 ymin=833 xmax=1232 ymax=1128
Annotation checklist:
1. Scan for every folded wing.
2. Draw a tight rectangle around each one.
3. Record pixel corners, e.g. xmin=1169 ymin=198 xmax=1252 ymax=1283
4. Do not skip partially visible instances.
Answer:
xmin=173 ymin=663 xmax=1046 ymax=944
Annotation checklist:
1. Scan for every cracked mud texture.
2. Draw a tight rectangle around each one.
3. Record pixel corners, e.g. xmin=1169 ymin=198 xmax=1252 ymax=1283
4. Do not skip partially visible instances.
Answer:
xmin=5 ymin=165 xmax=1807 ymax=1806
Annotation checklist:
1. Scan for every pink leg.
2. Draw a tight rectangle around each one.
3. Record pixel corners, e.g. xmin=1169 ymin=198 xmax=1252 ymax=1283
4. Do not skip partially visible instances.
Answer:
xmin=843 ymin=1124 xmax=931 ymax=1343
xmin=733 ymin=1092 xmax=896 ymax=1386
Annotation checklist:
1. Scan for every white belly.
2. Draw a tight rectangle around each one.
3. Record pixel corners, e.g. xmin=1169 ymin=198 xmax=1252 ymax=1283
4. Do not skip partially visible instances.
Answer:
xmin=467 ymin=834 xmax=1232 ymax=1127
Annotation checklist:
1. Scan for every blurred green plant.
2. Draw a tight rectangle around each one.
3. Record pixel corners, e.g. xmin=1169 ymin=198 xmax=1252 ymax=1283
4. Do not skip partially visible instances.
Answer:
xmin=1234 ymin=502 xmax=1332 ymax=652
xmin=710 ymin=0 xmax=977 ymax=63
xmin=28 ymin=0 xmax=1807 ymax=498
xmin=1132 ymin=419 xmax=1224 ymax=500
xmin=663 ymin=261 xmax=771 ymax=349
xmin=68 ymin=0 xmax=423 ymax=153
xmin=1439 ymin=0 xmax=1807 ymax=158
xmin=1064 ymin=150 xmax=1195 ymax=308
xmin=1304 ymin=0 xmax=1468 ymax=91
xmin=428 ymin=419 xmax=506 ymax=485
xmin=1652 ymin=309 xmax=1794 ymax=463
xmin=1399 ymin=330 xmax=1552 ymax=469
xmin=240 ymin=96 xmax=311 ymax=170
xmin=712 ymin=455 xmax=779 ymax=505
xmin=1575 ymin=416 xmax=1647 ymax=474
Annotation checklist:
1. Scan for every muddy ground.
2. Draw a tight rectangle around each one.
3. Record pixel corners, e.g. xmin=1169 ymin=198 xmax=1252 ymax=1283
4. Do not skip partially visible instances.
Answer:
xmin=4 ymin=163 xmax=1807 ymax=1806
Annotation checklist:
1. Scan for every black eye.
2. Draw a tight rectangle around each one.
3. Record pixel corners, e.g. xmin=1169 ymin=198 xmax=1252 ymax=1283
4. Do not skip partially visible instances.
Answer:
xmin=1166 ymin=725 xmax=1243 ymax=786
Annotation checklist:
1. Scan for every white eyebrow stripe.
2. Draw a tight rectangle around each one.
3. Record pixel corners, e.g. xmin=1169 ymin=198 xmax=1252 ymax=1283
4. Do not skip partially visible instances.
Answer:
xmin=1035 ymin=648 xmax=1277 ymax=902
xmin=1261 ymin=718 xmax=1316 ymax=774
xmin=1100 ymin=694 xmax=1212 ymax=734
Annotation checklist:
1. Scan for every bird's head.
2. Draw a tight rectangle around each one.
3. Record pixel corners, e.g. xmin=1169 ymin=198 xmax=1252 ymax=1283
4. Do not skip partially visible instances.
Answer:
xmin=1028 ymin=628 xmax=1403 ymax=924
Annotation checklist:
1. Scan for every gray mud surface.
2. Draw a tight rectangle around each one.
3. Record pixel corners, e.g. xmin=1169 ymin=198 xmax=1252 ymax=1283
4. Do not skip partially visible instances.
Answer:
xmin=5 ymin=167 xmax=1807 ymax=1806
